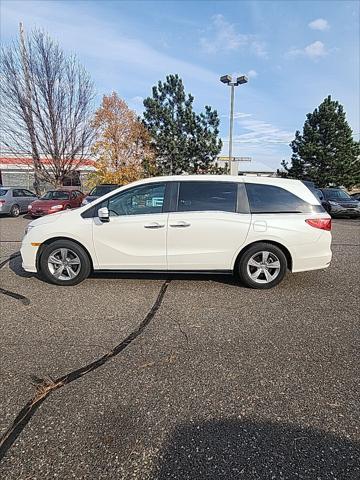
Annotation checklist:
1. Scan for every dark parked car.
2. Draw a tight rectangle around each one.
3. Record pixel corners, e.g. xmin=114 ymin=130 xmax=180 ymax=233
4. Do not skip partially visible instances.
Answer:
xmin=0 ymin=187 xmax=37 ymax=217
xmin=350 ymin=192 xmax=360 ymax=201
xmin=81 ymin=184 xmax=120 ymax=206
xmin=28 ymin=188 xmax=84 ymax=217
xmin=320 ymin=188 xmax=360 ymax=218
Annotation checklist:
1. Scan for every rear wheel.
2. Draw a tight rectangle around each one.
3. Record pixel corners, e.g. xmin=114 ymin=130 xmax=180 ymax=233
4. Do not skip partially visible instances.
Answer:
xmin=10 ymin=204 xmax=20 ymax=217
xmin=238 ymin=243 xmax=288 ymax=289
xmin=39 ymin=239 xmax=91 ymax=286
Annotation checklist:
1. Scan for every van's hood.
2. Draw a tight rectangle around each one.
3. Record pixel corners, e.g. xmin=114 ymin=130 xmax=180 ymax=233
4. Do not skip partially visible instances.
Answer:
xmin=28 ymin=209 xmax=72 ymax=227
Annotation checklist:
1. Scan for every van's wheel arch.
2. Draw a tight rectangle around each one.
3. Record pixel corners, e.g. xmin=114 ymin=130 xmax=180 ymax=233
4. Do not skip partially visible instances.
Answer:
xmin=38 ymin=239 xmax=91 ymax=286
xmin=236 ymin=242 xmax=289 ymax=289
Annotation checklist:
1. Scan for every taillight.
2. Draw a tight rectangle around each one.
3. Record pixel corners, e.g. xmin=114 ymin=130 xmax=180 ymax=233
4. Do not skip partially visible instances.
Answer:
xmin=0 ymin=200 xmax=5 ymax=206
xmin=305 ymin=218 xmax=332 ymax=231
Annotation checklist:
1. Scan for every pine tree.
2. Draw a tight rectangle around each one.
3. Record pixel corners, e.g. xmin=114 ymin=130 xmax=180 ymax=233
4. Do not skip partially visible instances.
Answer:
xmin=279 ymin=96 xmax=360 ymax=188
xmin=142 ymin=74 xmax=222 ymax=175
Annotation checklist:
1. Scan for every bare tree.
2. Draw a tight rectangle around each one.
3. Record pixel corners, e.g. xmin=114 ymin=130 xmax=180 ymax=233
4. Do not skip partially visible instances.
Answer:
xmin=0 ymin=25 xmax=96 ymax=193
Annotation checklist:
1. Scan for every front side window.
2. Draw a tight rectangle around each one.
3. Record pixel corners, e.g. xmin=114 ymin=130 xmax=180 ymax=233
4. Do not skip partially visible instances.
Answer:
xmin=177 ymin=181 xmax=237 ymax=213
xmin=245 ymin=183 xmax=319 ymax=213
xmin=13 ymin=189 xmax=23 ymax=197
xmin=108 ymin=183 xmax=166 ymax=216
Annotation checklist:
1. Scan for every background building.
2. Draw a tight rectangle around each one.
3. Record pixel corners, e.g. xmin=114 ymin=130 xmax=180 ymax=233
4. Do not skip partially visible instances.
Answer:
xmin=0 ymin=156 xmax=95 ymax=192
xmin=217 ymin=157 xmax=276 ymax=177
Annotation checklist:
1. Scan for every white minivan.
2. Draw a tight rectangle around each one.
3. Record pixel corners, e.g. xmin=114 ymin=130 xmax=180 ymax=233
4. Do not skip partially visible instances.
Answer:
xmin=21 ymin=175 xmax=332 ymax=289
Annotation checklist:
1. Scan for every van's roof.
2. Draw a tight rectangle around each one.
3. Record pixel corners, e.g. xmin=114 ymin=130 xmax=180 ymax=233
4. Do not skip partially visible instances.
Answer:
xmin=83 ymin=174 xmax=319 ymax=206
xmin=128 ymin=174 xmax=305 ymax=187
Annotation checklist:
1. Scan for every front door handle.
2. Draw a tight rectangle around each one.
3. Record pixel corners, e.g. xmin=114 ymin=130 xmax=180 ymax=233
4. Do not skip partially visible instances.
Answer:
xmin=144 ymin=222 xmax=165 ymax=229
xmin=169 ymin=221 xmax=191 ymax=228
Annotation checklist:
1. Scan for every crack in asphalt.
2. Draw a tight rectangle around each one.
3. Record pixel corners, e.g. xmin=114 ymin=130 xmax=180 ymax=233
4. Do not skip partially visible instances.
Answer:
xmin=0 ymin=252 xmax=20 ymax=270
xmin=0 ymin=279 xmax=171 ymax=461
xmin=0 ymin=288 xmax=30 ymax=305
xmin=332 ymin=243 xmax=360 ymax=247
xmin=0 ymin=253 xmax=31 ymax=305
xmin=0 ymin=240 xmax=22 ymax=243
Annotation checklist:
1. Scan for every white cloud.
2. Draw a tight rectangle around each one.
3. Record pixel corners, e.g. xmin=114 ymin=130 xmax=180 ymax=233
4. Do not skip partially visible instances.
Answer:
xmin=251 ymin=41 xmax=268 ymax=58
xmin=308 ymin=18 xmax=330 ymax=31
xmin=2 ymin=0 xmax=219 ymax=90
xmin=200 ymin=14 xmax=248 ymax=53
xmin=127 ymin=96 xmax=144 ymax=114
xmin=288 ymin=41 xmax=328 ymax=60
xmin=200 ymin=14 xmax=267 ymax=57
xmin=220 ymin=114 xmax=293 ymax=168
xmin=247 ymin=69 xmax=258 ymax=78
xmin=229 ymin=114 xmax=293 ymax=145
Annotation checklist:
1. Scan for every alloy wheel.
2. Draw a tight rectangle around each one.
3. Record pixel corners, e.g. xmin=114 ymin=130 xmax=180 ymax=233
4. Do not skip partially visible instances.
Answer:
xmin=246 ymin=251 xmax=281 ymax=284
xmin=47 ymin=248 xmax=81 ymax=281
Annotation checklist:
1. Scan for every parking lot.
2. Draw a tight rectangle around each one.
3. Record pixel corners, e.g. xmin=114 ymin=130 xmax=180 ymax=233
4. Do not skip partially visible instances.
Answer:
xmin=0 ymin=215 xmax=359 ymax=479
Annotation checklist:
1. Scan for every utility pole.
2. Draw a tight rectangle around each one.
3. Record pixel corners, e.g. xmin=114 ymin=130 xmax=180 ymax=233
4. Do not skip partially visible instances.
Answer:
xmin=220 ymin=74 xmax=248 ymax=176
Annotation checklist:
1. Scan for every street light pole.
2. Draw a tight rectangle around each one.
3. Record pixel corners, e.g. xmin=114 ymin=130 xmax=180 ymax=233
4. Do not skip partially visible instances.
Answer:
xmin=229 ymin=84 xmax=235 ymax=175
xmin=220 ymin=74 xmax=248 ymax=176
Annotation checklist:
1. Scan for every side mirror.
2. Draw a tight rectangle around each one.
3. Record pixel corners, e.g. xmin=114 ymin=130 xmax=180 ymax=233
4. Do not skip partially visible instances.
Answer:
xmin=98 ymin=206 xmax=110 ymax=222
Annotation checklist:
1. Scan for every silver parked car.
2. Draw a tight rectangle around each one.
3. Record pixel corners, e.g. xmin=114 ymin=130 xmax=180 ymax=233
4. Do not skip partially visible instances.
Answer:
xmin=0 ymin=187 xmax=37 ymax=217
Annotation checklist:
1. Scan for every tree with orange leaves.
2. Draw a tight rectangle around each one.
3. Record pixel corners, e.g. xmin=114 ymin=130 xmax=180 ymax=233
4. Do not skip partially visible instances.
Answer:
xmin=88 ymin=92 xmax=155 ymax=187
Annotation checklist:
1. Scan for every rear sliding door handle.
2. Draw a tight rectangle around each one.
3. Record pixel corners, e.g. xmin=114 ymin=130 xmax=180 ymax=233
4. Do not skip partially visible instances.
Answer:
xmin=169 ymin=221 xmax=191 ymax=228
xmin=144 ymin=222 xmax=165 ymax=229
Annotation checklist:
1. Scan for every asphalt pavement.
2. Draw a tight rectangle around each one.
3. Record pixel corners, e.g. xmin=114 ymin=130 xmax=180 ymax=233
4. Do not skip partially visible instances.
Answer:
xmin=0 ymin=214 xmax=359 ymax=479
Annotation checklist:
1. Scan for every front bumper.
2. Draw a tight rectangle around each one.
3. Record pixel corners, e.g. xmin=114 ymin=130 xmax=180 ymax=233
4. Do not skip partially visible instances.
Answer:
xmin=29 ymin=209 xmax=62 ymax=217
xmin=329 ymin=206 xmax=360 ymax=217
xmin=20 ymin=241 xmax=39 ymax=272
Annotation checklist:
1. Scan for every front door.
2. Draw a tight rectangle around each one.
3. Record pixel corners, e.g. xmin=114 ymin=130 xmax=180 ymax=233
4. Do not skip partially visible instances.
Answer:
xmin=167 ymin=181 xmax=251 ymax=270
xmin=92 ymin=182 xmax=168 ymax=269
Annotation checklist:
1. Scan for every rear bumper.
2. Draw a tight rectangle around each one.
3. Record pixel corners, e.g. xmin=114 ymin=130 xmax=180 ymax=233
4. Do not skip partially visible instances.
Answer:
xmin=0 ymin=204 xmax=12 ymax=214
xmin=291 ymin=231 xmax=332 ymax=273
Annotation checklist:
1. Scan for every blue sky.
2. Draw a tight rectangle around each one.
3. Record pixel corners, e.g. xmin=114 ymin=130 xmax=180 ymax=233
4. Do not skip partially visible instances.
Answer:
xmin=1 ymin=0 xmax=359 ymax=169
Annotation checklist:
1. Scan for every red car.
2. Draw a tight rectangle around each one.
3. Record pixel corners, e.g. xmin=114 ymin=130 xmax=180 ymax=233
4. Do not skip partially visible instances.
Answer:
xmin=28 ymin=188 xmax=84 ymax=217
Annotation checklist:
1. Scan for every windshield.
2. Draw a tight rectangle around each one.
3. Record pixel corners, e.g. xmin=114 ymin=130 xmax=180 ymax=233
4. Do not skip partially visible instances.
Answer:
xmin=89 ymin=185 xmax=118 ymax=197
xmin=0 ymin=189 xmax=8 ymax=196
xmin=323 ymin=189 xmax=351 ymax=200
xmin=40 ymin=191 xmax=69 ymax=200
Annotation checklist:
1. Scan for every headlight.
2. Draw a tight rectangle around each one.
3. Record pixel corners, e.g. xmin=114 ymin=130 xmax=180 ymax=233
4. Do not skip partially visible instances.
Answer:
xmin=25 ymin=225 xmax=35 ymax=235
xmin=81 ymin=198 xmax=89 ymax=206
xmin=329 ymin=201 xmax=340 ymax=206
xmin=50 ymin=204 xmax=63 ymax=210
xmin=28 ymin=204 xmax=32 ymax=210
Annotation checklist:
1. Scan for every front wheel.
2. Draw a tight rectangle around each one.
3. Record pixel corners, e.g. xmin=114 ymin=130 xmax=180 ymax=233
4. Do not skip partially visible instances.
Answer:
xmin=39 ymin=240 xmax=91 ymax=286
xmin=237 ymin=243 xmax=288 ymax=289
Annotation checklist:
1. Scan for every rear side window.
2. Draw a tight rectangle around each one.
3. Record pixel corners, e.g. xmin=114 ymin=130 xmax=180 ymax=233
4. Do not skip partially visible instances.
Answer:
xmin=0 ymin=189 xmax=8 ymax=196
xmin=245 ymin=183 xmax=322 ymax=213
xmin=177 ymin=181 xmax=237 ymax=213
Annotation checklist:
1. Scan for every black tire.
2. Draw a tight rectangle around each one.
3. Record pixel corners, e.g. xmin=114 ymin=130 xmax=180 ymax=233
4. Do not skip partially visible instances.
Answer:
xmin=237 ymin=242 xmax=288 ymax=289
xmin=39 ymin=239 xmax=91 ymax=286
xmin=10 ymin=204 xmax=20 ymax=217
